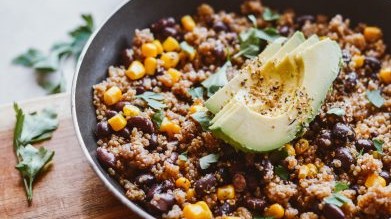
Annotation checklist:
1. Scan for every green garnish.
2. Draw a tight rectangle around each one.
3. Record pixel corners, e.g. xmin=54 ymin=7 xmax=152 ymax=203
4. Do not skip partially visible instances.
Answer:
xmin=201 ymin=61 xmax=231 ymax=97
xmin=262 ymin=8 xmax=280 ymax=21
xmin=136 ymin=91 xmax=167 ymax=110
xmin=188 ymin=87 xmax=205 ymax=99
xmin=373 ymin=138 xmax=384 ymax=154
xmin=199 ymin=153 xmax=219 ymax=169
xmin=152 ymin=110 xmax=165 ymax=128
xmin=178 ymin=152 xmax=188 ymax=161
xmin=275 ymin=165 xmax=289 ymax=180
xmin=324 ymin=193 xmax=350 ymax=207
xmin=180 ymin=41 xmax=195 ymax=57
xmin=327 ymin=107 xmax=345 ymax=116
xmin=13 ymin=103 xmax=59 ymax=204
xmin=334 ymin=181 xmax=349 ymax=192
xmin=191 ymin=111 xmax=212 ymax=131
xmin=366 ymin=89 xmax=385 ymax=108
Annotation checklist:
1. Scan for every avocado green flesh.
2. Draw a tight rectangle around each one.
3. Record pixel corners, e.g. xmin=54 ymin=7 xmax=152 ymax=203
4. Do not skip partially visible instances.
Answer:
xmin=209 ymin=38 xmax=342 ymax=152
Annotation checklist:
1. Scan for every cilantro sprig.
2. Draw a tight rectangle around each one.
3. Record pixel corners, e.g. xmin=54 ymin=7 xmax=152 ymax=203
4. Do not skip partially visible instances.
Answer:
xmin=201 ymin=61 xmax=231 ymax=97
xmin=136 ymin=91 xmax=167 ymax=110
xmin=199 ymin=153 xmax=219 ymax=169
xmin=13 ymin=103 xmax=59 ymax=204
xmin=324 ymin=181 xmax=351 ymax=207
xmin=366 ymin=89 xmax=385 ymax=108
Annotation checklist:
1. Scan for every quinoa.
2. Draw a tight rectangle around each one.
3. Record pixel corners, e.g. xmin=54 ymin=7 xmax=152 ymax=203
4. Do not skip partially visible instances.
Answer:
xmin=92 ymin=1 xmax=391 ymax=218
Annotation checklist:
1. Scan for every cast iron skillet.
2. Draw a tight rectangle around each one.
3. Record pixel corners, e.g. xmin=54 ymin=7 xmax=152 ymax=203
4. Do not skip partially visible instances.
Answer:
xmin=72 ymin=0 xmax=390 ymax=218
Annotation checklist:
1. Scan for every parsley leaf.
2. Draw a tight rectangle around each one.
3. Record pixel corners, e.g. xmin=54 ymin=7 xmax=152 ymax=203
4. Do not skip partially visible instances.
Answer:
xmin=191 ymin=111 xmax=212 ymax=131
xmin=324 ymin=193 xmax=350 ymax=207
xmin=373 ymin=138 xmax=384 ymax=154
xmin=201 ymin=61 xmax=231 ymax=97
xmin=178 ymin=152 xmax=188 ymax=161
xmin=334 ymin=181 xmax=349 ymax=192
xmin=136 ymin=92 xmax=167 ymax=110
xmin=189 ymin=87 xmax=205 ymax=99
xmin=199 ymin=153 xmax=219 ymax=169
xmin=327 ymin=107 xmax=345 ymax=116
xmin=262 ymin=8 xmax=280 ymax=21
xmin=275 ymin=165 xmax=289 ymax=180
xmin=152 ymin=110 xmax=165 ymax=128
xmin=366 ymin=89 xmax=385 ymax=108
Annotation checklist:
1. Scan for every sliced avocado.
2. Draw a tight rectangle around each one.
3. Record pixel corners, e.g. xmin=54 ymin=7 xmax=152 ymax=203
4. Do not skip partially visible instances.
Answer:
xmin=210 ymin=38 xmax=341 ymax=152
xmin=205 ymin=32 xmax=305 ymax=114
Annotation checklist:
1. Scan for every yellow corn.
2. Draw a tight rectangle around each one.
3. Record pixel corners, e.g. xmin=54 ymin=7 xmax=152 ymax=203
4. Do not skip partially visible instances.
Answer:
xmin=364 ymin=26 xmax=382 ymax=42
xmin=217 ymin=185 xmax=235 ymax=200
xmin=284 ymin=143 xmax=296 ymax=156
xmin=161 ymin=52 xmax=180 ymax=69
xmin=152 ymin=40 xmax=164 ymax=55
xmin=144 ymin=57 xmax=158 ymax=75
xmin=160 ymin=118 xmax=181 ymax=137
xmin=265 ymin=203 xmax=285 ymax=219
xmin=298 ymin=165 xmax=309 ymax=179
xmin=295 ymin=139 xmax=309 ymax=154
xmin=103 ymin=86 xmax=122 ymax=106
xmin=307 ymin=164 xmax=318 ymax=177
xmin=189 ymin=105 xmax=206 ymax=114
xmin=183 ymin=201 xmax=212 ymax=219
xmin=123 ymin=105 xmax=141 ymax=117
xmin=372 ymin=151 xmax=381 ymax=159
xmin=365 ymin=173 xmax=386 ymax=188
xmin=108 ymin=114 xmax=127 ymax=131
xmin=186 ymin=188 xmax=196 ymax=200
xmin=176 ymin=177 xmax=191 ymax=190
xmin=352 ymin=55 xmax=365 ymax=68
xmin=126 ymin=61 xmax=146 ymax=80
xmin=141 ymin=43 xmax=158 ymax=58
xmin=222 ymin=217 xmax=241 ymax=219
xmin=181 ymin=15 xmax=196 ymax=32
xmin=163 ymin=36 xmax=180 ymax=52
xmin=379 ymin=68 xmax=391 ymax=84
xmin=167 ymin=68 xmax=182 ymax=83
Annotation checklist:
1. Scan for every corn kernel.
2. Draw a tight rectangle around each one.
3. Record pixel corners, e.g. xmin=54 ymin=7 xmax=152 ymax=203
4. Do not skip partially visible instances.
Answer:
xmin=163 ymin=36 xmax=180 ymax=52
xmin=372 ymin=151 xmax=381 ymax=159
xmin=152 ymin=40 xmax=164 ymax=55
xmin=379 ymin=68 xmax=391 ymax=84
xmin=265 ymin=203 xmax=285 ymax=219
xmin=167 ymin=68 xmax=182 ymax=83
xmin=123 ymin=105 xmax=140 ymax=117
xmin=186 ymin=188 xmax=196 ymax=200
xmin=160 ymin=118 xmax=181 ymax=137
xmin=352 ymin=55 xmax=365 ymax=68
xmin=222 ymin=217 xmax=241 ymax=219
xmin=298 ymin=165 xmax=309 ymax=179
xmin=108 ymin=114 xmax=127 ymax=131
xmin=189 ymin=105 xmax=206 ymax=114
xmin=364 ymin=26 xmax=382 ymax=42
xmin=183 ymin=201 xmax=212 ymax=219
xmin=295 ymin=139 xmax=309 ymax=154
xmin=307 ymin=164 xmax=318 ymax=177
xmin=181 ymin=15 xmax=196 ymax=32
xmin=284 ymin=143 xmax=296 ymax=156
xmin=141 ymin=43 xmax=158 ymax=58
xmin=126 ymin=61 xmax=146 ymax=80
xmin=161 ymin=52 xmax=180 ymax=69
xmin=144 ymin=57 xmax=158 ymax=75
xmin=103 ymin=86 xmax=122 ymax=106
xmin=365 ymin=173 xmax=386 ymax=188
xmin=176 ymin=177 xmax=191 ymax=190
xmin=217 ymin=185 xmax=235 ymax=200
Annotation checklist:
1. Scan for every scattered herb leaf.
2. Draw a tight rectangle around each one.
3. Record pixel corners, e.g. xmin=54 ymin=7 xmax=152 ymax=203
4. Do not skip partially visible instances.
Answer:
xmin=191 ymin=111 xmax=212 ymax=131
xmin=262 ymin=8 xmax=280 ymax=21
xmin=373 ymin=138 xmax=384 ymax=154
xmin=334 ymin=181 xmax=349 ymax=192
xmin=366 ymin=89 xmax=385 ymax=108
xmin=358 ymin=148 xmax=364 ymax=157
xmin=12 ymin=49 xmax=45 ymax=67
xmin=136 ymin=92 xmax=167 ymax=110
xmin=189 ymin=87 xmax=204 ymax=99
xmin=327 ymin=107 xmax=345 ymax=116
xmin=201 ymin=61 xmax=231 ymax=97
xmin=255 ymin=28 xmax=282 ymax=42
xmin=275 ymin=165 xmax=289 ymax=180
xmin=199 ymin=153 xmax=219 ymax=169
xmin=248 ymin=15 xmax=257 ymax=27
xmin=180 ymin=41 xmax=195 ymax=57
xmin=324 ymin=193 xmax=350 ymax=207
xmin=178 ymin=152 xmax=188 ymax=161
xmin=152 ymin=110 xmax=165 ymax=128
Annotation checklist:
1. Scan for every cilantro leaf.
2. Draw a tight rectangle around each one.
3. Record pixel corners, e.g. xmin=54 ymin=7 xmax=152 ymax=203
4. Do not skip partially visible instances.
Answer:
xmin=327 ymin=107 xmax=345 ymax=116
xmin=366 ymin=89 xmax=385 ymax=108
xmin=255 ymin=28 xmax=282 ymax=42
xmin=201 ymin=61 xmax=230 ymax=97
xmin=373 ymin=138 xmax=384 ymax=154
xmin=180 ymin=41 xmax=195 ymax=57
xmin=191 ymin=111 xmax=212 ymax=131
xmin=136 ymin=92 xmax=166 ymax=110
xmin=41 ymin=73 xmax=67 ymax=94
xmin=262 ymin=8 xmax=280 ymax=21
xmin=12 ymin=49 xmax=45 ymax=67
xmin=199 ymin=153 xmax=219 ymax=169
xmin=334 ymin=181 xmax=349 ymax=192
xmin=189 ymin=87 xmax=205 ymax=99
xmin=248 ymin=15 xmax=257 ymax=27
xmin=324 ymin=193 xmax=350 ymax=207
xmin=178 ymin=152 xmax=188 ymax=161
xmin=275 ymin=165 xmax=289 ymax=180
xmin=152 ymin=110 xmax=165 ymax=128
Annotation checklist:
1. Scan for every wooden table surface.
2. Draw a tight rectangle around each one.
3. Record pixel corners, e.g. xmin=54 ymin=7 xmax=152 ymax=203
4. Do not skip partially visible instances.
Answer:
xmin=0 ymin=93 xmax=142 ymax=219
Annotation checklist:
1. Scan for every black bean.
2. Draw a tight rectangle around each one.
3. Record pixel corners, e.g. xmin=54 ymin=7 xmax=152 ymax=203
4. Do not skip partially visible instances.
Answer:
xmin=365 ymin=56 xmax=381 ymax=72
xmin=148 ymin=193 xmax=175 ymax=213
xmin=344 ymin=72 xmax=358 ymax=92
xmin=380 ymin=171 xmax=391 ymax=184
xmin=117 ymin=127 xmax=130 ymax=138
xmin=356 ymin=139 xmax=374 ymax=152
xmin=162 ymin=180 xmax=175 ymax=191
xmin=232 ymin=173 xmax=246 ymax=192
xmin=120 ymin=49 xmax=133 ymax=68
xmin=213 ymin=45 xmax=226 ymax=61
xmin=148 ymin=134 xmax=159 ymax=149
xmin=135 ymin=173 xmax=155 ymax=186
xmin=96 ymin=147 xmax=116 ymax=168
xmin=162 ymin=27 xmax=178 ymax=39
xmin=335 ymin=147 xmax=354 ymax=170
xmin=296 ymin=15 xmax=315 ymax=26
xmin=135 ymin=87 xmax=145 ymax=95
xmin=244 ymin=197 xmax=266 ymax=211
xmin=112 ymin=101 xmax=130 ymax=112
xmin=350 ymin=184 xmax=360 ymax=194
xmin=332 ymin=123 xmax=355 ymax=140
xmin=213 ymin=21 xmax=228 ymax=32
xmin=106 ymin=110 xmax=118 ymax=118
xmin=127 ymin=116 xmax=155 ymax=134
xmin=213 ymin=202 xmax=235 ymax=216
xmin=146 ymin=184 xmax=163 ymax=200
xmin=246 ymin=174 xmax=259 ymax=191
xmin=315 ymin=129 xmax=333 ymax=148
xmin=165 ymin=17 xmax=176 ymax=27
xmin=194 ymin=174 xmax=217 ymax=197
xmin=278 ymin=25 xmax=290 ymax=36
xmin=307 ymin=199 xmax=321 ymax=214
xmin=323 ymin=203 xmax=345 ymax=219
xmin=342 ymin=50 xmax=351 ymax=64
xmin=96 ymin=121 xmax=111 ymax=138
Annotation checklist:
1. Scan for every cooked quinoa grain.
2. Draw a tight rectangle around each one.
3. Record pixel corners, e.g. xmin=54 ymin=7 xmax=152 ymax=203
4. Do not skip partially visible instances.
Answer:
xmin=92 ymin=1 xmax=390 ymax=218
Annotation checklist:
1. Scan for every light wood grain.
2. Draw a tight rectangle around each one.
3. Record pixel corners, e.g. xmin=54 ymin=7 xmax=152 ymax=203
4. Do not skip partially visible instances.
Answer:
xmin=0 ymin=93 xmax=141 ymax=219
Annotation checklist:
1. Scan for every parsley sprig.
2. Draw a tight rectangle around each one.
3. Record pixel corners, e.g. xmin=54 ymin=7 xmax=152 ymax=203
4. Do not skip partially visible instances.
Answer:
xmin=13 ymin=103 xmax=59 ymax=204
